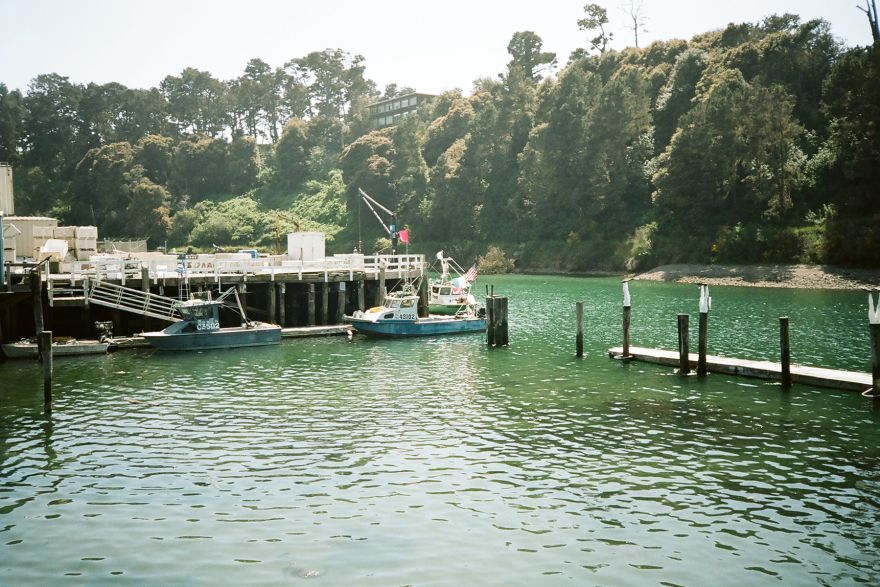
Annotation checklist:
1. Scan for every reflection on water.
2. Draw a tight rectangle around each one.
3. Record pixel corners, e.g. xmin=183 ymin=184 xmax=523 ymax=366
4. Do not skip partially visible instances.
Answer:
xmin=1 ymin=276 xmax=879 ymax=585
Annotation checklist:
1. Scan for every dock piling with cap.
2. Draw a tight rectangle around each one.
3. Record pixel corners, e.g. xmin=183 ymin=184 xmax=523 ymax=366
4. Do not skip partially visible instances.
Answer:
xmin=697 ymin=284 xmax=710 ymax=377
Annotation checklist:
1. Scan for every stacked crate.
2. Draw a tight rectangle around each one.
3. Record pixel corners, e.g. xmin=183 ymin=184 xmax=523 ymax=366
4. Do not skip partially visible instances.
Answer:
xmin=31 ymin=225 xmax=55 ymax=259
xmin=43 ymin=225 xmax=98 ymax=261
xmin=73 ymin=226 xmax=97 ymax=260
xmin=2 ymin=221 xmax=17 ymax=261
xmin=52 ymin=226 xmax=76 ymax=261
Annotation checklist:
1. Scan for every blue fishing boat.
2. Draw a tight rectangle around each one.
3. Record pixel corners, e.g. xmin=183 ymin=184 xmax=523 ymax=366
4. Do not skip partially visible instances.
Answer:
xmin=141 ymin=288 xmax=281 ymax=351
xmin=345 ymin=283 xmax=486 ymax=338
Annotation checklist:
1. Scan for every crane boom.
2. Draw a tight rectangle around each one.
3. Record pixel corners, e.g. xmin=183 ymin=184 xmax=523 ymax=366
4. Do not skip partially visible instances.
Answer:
xmin=358 ymin=188 xmax=400 ymax=253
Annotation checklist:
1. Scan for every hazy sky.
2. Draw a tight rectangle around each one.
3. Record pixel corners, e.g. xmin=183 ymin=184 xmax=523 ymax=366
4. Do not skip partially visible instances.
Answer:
xmin=1 ymin=0 xmax=874 ymax=95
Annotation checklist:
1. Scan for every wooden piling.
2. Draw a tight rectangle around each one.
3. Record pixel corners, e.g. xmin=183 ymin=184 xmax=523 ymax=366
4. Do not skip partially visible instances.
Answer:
xmin=498 ymin=296 xmax=508 ymax=346
xmin=268 ymin=283 xmax=277 ymax=324
xmin=336 ymin=282 xmax=346 ymax=323
xmin=697 ymin=311 xmax=708 ymax=377
xmin=141 ymin=266 xmax=150 ymax=292
xmin=780 ymin=316 xmax=791 ymax=388
xmin=697 ymin=284 xmax=710 ymax=377
xmin=321 ymin=282 xmax=329 ymax=325
xmin=31 ymin=265 xmax=44 ymax=354
xmin=418 ymin=277 xmax=428 ymax=318
xmin=677 ymin=314 xmax=690 ymax=375
xmin=487 ymin=295 xmax=509 ymax=347
xmin=357 ymin=277 xmax=365 ymax=312
xmin=486 ymin=296 xmax=496 ymax=347
xmin=307 ymin=284 xmax=316 ymax=327
xmin=278 ymin=283 xmax=286 ymax=327
xmin=41 ymin=330 xmax=52 ymax=413
xmin=377 ymin=265 xmax=386 ymax=305
xmin=622 ymin=280 xmax=632 ymax=359
xmin=575 ymin=301 xmax=584 ymax=357
xmin=869 ymin=322 xmax=879 ymax=394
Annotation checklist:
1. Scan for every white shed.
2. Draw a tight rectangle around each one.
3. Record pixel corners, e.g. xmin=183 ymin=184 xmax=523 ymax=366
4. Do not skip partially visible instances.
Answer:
xmin=287 ymin=232 xmax=325 ymax=261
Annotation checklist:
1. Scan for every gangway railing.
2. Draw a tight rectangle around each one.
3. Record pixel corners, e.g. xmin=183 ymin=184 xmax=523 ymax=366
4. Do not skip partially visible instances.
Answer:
xmin=85 ymin=279 xmax=181 ymax=322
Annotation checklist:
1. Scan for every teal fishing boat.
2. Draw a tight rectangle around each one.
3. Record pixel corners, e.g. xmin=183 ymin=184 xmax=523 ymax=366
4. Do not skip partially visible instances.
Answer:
xmin=141 ymin=288 xmax=281 ymax=351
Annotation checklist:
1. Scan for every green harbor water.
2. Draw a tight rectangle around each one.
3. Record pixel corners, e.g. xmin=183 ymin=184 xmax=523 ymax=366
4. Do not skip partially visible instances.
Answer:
xmin=1 ymin=275 xmax=879 ymax=585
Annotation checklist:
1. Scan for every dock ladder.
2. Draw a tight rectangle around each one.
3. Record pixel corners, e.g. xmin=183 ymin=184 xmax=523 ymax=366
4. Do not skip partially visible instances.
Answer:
xmin=84 ymin=279 xmax=181 ymax=322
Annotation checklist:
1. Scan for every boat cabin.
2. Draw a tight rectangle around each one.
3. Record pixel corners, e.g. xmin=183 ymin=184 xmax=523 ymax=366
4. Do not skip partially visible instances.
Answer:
xmin=167 ymin=300 xmax=222 ymax=334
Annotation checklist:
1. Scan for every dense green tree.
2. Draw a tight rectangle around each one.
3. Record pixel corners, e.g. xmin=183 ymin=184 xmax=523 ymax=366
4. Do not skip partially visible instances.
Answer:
xmin=134 ymin=134 xmax=175 ymax=187
xmin=67 ymin=141 xmax=135 ymax=231
xmin=160 ymin=68 xmax=225 ymax=135
xmin=274 ymin=119 xmax=310 ymax=191
xmin=652 ymin=72 xmax=802 ymax=261
xmin=578 ymin=4 xmax=613 ymax=54
xmin=505 ymin=31 xmax=557 ymax=82
xmin=811 ymin=45 xmax=880 ymax=265
xmin=0 ymin=83 xmax=23 ymax=163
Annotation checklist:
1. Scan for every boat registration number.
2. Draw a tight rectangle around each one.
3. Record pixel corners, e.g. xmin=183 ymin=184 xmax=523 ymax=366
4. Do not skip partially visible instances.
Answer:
xmin=196 ymin=318 xmax=220 ymax=331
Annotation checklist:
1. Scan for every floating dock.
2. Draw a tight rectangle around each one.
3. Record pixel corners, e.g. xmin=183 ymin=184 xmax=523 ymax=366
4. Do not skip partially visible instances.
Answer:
xmin=608 ymin=346 xmax=872 ymax=392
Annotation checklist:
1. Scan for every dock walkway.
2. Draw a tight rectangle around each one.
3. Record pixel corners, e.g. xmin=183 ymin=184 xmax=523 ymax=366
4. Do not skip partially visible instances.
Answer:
xmin=608 ymin=346 xmax=872 ymax=392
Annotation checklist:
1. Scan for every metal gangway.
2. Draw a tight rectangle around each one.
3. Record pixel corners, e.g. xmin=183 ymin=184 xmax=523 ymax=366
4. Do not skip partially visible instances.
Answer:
xmin=85 ymin=279 xmax=181 ymax=322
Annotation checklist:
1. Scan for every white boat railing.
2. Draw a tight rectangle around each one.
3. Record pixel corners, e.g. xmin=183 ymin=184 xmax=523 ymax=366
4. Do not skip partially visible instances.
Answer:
xmin=44 ymin=253 xmax=425 ymax=283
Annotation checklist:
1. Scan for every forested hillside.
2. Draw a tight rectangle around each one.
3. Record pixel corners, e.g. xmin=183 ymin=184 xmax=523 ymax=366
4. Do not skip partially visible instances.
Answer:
xmin=1 ymin=10 xmax=878 ymax=269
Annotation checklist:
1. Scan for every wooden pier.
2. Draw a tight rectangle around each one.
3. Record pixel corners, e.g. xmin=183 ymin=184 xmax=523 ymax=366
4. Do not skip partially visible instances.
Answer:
xmin=608 ymin=346 xmax=872 ymax=392
xmin=0 ymin=253 xmax=422 ymax=347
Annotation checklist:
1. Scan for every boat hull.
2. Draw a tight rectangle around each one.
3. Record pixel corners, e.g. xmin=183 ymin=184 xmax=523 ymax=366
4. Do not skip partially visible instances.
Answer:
xmin=345 ymin=316 xmax=486 ymax=338
xmin=428 ymin=303 xmax=469 ymax=315
xmin=2 ymin=341 xmax=110 ymax=359
xmin=141 ymin=324 xmax=282 ymax=351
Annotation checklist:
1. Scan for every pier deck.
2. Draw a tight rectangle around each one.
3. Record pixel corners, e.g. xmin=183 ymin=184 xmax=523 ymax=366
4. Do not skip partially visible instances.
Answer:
xmin=608 ymin=346 xmax=872 ymax=392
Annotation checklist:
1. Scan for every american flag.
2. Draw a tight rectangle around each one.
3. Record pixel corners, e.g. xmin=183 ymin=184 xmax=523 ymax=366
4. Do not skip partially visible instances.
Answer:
xmin=463 ymin=263 xmax=477 ymax=283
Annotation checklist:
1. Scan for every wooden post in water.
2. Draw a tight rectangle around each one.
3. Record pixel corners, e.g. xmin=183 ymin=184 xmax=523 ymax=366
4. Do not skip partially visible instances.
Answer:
xmin=575 ymin=301 xmax=584 ymax=357
xmin=336 ymin=282 xmax=346 ymax=323
xmin=779 ymin=316 xmax=791 ymax=388
xmin=307 ymin=284 xmax=316 ymax=327
xmin=30 ymin=264 xmax=45 ymax=356
xmin=418 ymin=277 xmax=428 ymax=318
xmin=268 ymin=282 xmax=277 ymax=324
xmin=278 ymin=283 xmax=286 ymax=327
xmin=41 ymin=330 xmax=52 ymax=413
xmin=498 ymin=296 xmax=509 ymax=346
xmin=867 ymin=290 xmax=880 ymax=395
xmin=321 ymin=282 xmax=329 ymax=325
xmin=377 ymin=264 xmax=386 ymax=306
xmin=486 ymin=295 xmax=496 ymax=347
xmin=357 ymin=277 xmax=365 ymax=312
xmin=677 ymin=313 xmax=690 ymax=375
xmin=697 ymin=284 xmax=710 ymax=377
xmin=486 ymin=293 xmax=508 ymax=348
xmin=622 ymin=280 xmax=632 ymax=359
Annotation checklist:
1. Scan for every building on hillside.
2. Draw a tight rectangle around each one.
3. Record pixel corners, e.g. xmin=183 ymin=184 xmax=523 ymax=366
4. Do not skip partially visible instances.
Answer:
xmin=367 ymin=93 xmax=436 ymax=129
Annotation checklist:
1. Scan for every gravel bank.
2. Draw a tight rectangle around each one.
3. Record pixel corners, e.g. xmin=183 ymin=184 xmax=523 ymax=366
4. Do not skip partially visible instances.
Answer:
xmin=635 ymin=264 xmax=880 ymax=290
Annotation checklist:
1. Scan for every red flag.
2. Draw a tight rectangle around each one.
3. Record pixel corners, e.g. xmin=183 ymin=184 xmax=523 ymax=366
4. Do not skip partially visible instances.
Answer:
xmin=398 ymin=228 xmax=410 ymax=244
